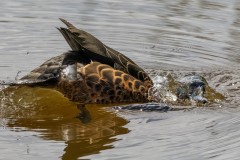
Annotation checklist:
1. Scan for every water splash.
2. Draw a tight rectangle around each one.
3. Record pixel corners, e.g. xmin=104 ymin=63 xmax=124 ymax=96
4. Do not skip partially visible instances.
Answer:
xmin=0 ymin=83 xmax=8 ymax=106
xmin=148 ymin=75 xmax=177 ymax=103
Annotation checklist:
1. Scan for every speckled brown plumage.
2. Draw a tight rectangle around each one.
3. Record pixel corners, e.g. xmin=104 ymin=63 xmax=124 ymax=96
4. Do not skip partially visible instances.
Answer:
xmin=14 ymin=18 xmax=153 ymax=104
xmin=57 ymin=62 xmax=150 ymax=103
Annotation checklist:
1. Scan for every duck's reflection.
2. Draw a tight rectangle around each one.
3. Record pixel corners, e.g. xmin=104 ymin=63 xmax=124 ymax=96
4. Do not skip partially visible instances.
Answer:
xmin=0 ymin=86 xmax=129 ymax=159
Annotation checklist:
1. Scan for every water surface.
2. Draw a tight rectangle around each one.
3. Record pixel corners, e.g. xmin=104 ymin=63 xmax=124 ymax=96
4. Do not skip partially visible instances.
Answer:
xmin=1 ymin=0 xmax=240 ymax=160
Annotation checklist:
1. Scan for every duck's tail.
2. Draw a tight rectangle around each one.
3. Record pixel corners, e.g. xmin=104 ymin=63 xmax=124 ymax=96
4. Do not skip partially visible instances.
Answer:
xmin=57 ymin=18 xmax=108 ymax=54
xmin=57 ymin=18 xmax=153 ymax=87
xmin=57 ymin=18 xmax=82 ymax=51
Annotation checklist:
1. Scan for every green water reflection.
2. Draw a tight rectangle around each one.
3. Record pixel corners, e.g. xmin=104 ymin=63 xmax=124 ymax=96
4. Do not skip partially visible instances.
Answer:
xmin=0 ymin=87 xmax=129 ymax=159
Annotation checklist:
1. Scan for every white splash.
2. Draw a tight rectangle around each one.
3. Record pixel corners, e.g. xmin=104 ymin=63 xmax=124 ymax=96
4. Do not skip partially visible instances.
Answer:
xmin=148 ymin=75 xmax=177 ymax=103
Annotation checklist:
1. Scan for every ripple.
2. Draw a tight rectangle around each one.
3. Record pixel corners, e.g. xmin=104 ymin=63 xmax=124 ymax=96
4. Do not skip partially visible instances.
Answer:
xmin=1 ymin=0 xmax=240 ymax=160
xmin=86 ymin=109 xmax=240 ymax=160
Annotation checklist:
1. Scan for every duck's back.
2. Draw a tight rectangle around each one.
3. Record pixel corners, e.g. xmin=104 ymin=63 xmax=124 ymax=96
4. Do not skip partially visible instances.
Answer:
xmin=57 ymin=61 xmax=150 ymax=103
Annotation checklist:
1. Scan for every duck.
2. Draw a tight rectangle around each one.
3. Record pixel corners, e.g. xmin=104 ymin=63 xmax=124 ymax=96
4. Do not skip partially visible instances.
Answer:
xmin=1 ymin=19 xmax=216 ymax=106
xmin=17 ymin=18 xmax=153 ymax=104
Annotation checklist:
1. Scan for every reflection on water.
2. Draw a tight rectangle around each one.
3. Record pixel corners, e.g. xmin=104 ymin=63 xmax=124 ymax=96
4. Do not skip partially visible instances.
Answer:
xmin=0 ymin=87 xmax=129 ymax=159
xmin=1 ymin=0 xmax=240 ymax=159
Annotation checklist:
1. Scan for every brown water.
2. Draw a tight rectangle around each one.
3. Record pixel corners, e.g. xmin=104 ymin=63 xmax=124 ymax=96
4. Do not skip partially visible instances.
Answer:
xmin=1 ymin=0 xmax=240 ymax=160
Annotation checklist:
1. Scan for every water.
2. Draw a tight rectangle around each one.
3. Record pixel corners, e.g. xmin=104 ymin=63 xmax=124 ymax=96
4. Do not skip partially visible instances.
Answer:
xmin=1 ymin=0 xmax=240 ymax=159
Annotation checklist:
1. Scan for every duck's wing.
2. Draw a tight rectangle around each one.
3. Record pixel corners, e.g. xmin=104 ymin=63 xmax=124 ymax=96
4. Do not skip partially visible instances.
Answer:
xmin=57 ymin=18 xmax=152 ymax=85
xmin=1 ymin=53 xmax=67 ymax=87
